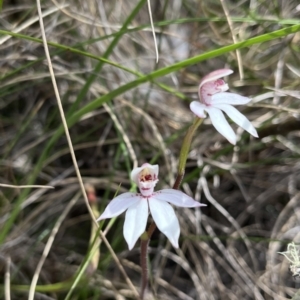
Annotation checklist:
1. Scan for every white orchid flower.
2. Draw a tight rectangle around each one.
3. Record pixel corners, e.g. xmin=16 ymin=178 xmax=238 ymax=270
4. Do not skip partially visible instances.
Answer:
xmin=97 ymin=163 xmax=206 ymax=250
xmin=190 ymin=69 xmax=258 ymax=145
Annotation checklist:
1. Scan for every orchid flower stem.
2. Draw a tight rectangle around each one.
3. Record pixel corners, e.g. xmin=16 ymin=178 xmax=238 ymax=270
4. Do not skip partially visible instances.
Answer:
xmin=177 ymin=117 xmax=203 ymax=178
xmin=140 ymin=238 xmax=149 ymax=300
xmin=139 ymin=117 xmax=203 ymax=299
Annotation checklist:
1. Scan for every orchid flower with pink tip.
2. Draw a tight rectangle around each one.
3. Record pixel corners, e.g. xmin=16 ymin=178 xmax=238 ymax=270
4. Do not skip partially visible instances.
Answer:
xmin=190 ymin=69 xmax=258 ymax=145
xmin=97 ymin=163 xmax=206 ymax=250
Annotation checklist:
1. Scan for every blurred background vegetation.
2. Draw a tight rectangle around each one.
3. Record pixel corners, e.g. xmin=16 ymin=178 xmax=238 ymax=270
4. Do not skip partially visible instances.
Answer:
xmin=1 ymin=0 xmax=300 ymax=299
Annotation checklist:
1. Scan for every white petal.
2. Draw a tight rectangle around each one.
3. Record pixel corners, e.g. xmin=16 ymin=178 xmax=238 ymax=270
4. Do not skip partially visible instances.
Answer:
xmin=211 ymin=92 xmax=251 ymax=105
xmin=215 ymin=104 xmax=258 ymax=138
xmin=123 ymin=199 xmax=149 ymax=250
xmin=199 ymin=69 xmax=233 ymax=89
xmin=97 ymin=193 xmax=141 ymax=221
xmin=205 ymin=107 xmax=237 ymax=145
xmin=153 ymin=189 xmax=207 ymax=208
xmin=190 ymin=101 xmax=206 ymax=118
xmin=149 ymin=198 xmax=180 ymax=248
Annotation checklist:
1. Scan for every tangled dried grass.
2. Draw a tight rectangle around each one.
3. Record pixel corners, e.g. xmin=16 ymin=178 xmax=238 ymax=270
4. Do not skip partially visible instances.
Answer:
xmin=1 ymin=0 xmax=300 ymax=299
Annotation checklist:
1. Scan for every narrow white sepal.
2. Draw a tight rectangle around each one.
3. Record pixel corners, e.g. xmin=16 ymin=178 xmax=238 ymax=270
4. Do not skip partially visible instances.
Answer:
xmin=205 ymin=107 xmax=237 ymax=145
xmin=123 ymin=199 xmax=149 ymax=250
xmin=154 ymin=189 xmax=206 ymax=207
xmin=149 ymin=198 xmax=180 ymax=248
xmin=215 ymin=104 xmax=258 ymax=137
xmin=211 ymin=92 xmax=251 ymax=105
xmin=190 ymin=101 xmax=206 ymax=118
xmin=96 ymin=193 xmax=141 ymax=221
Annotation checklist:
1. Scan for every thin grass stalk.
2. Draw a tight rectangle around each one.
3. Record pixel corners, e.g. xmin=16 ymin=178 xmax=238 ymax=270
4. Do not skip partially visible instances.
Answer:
xmin=35 ymin=1 xmax=139 ymax=297
xmin=28 ymin=192 xmax=81 ymax=300
xmin=4 ymin=257 xmax=11 ymax=300
xmin=0 ymin=184 xmax=54 ymax=189
xmin=147 ymin=0 xmax=159 ymax=62
xmin=220 ymin=0 xmax=244 ymax=79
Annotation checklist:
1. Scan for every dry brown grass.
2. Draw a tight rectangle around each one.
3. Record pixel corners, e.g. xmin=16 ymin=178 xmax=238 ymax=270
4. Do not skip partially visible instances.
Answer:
xmin=1 ymin=0 xmax=300 ymax=299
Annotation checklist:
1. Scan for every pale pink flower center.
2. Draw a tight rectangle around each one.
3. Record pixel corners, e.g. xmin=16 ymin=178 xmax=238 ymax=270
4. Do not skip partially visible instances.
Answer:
xmin=200 ymin=79 xmax=227 ymax=105
xmin=138 ymin=167 xmax=158 ymax=197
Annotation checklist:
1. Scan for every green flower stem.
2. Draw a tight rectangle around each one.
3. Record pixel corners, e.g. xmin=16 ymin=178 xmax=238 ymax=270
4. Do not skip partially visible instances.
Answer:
xmin=174 ymin=117 xmax=203 ymax=189
xmin=140 ymin=117 xmax=203 ymax=299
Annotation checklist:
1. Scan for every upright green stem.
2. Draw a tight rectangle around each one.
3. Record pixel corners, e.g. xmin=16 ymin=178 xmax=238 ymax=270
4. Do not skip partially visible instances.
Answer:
xmin=178 ymin=117 xmax=204 ymax=174
xmin=139 ymin=117 xmax=203 ymax=299
xmin=174 ymin=117 xmax=203 ymax=189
